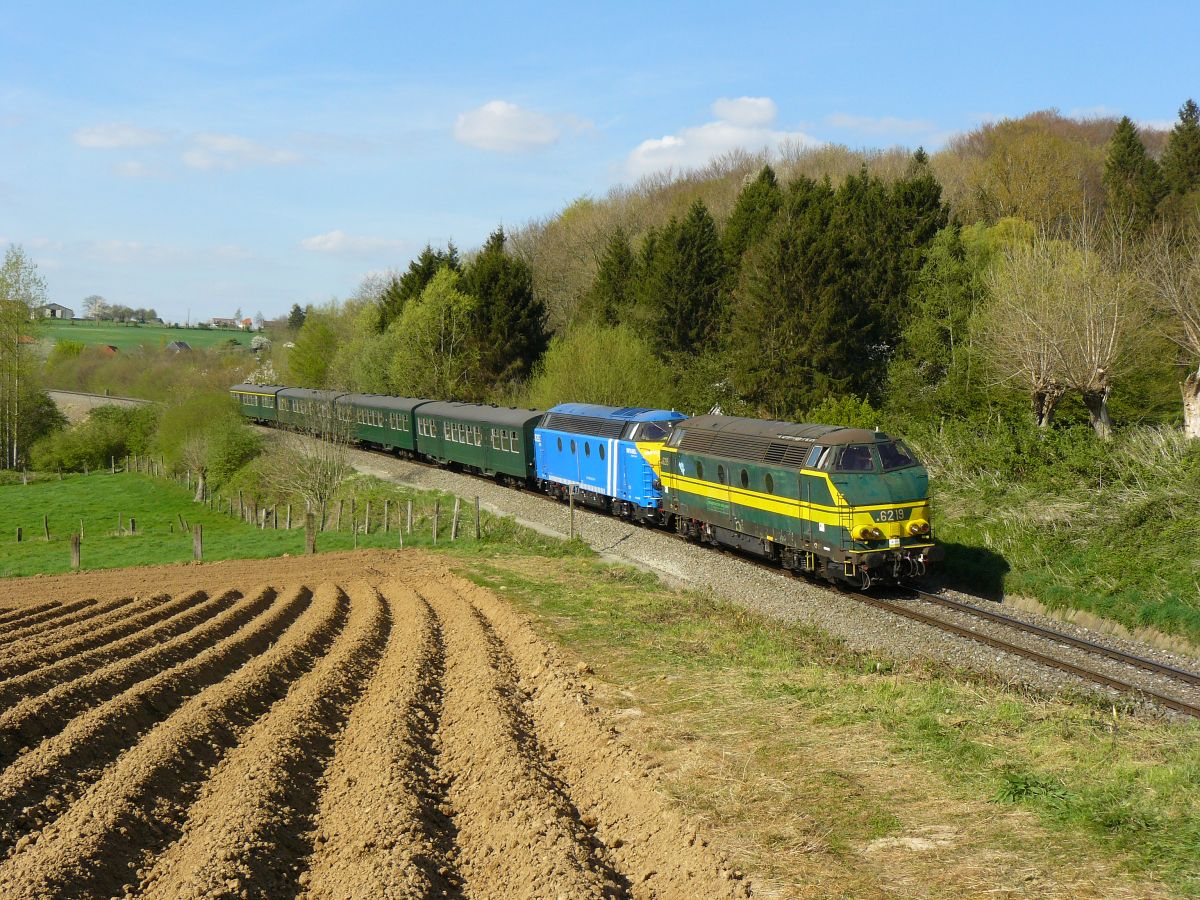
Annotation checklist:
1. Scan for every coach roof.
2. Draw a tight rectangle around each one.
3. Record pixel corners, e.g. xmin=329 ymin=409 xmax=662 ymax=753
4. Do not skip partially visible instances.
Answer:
xmin=230 ymin=383 xmax=285 ymax=395
xmin=335 ymin=393 xmax=432 ymax=412
xmin=416 ymin=401 xmax=544 ymax=428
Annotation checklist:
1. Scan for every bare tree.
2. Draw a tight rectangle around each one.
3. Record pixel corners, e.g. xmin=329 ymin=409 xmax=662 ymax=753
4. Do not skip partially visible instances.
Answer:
xmin=984 ymin=218 xmax=1144 ymax=438
xmin=262 ymin=400 xmax=354 ymax=515
xmin=0 ymin=245 xmax=47 ymax=468
xmin=179 ymin=433 xmax=210 ymax=502
xmin=1143 ymin=226 xmax=1200 ymax=438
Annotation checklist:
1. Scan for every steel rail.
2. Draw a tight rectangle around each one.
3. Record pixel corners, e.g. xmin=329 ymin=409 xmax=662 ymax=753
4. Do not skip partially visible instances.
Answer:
xmin=909 ymin=588 xmax=1200 ymax=688
xmin=847 ymin=591 xmax=1200 ymax=719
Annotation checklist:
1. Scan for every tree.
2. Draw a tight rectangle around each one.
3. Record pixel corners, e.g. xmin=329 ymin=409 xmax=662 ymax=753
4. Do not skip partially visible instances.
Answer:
xmin=579 ymin=227 xmax=637 ymax=326
xmin=1161 ymin=99 xmax=1200 ymax=197
xmin=983 ymin=220 xmax=1144 ymax=437
xmin=287 ymin=303 xmax=306 ymax=330
xmin=1142 ymin=227 xmax=1200 ymax=438
xmin=527 ymin=321 xmax=675 ymax=409
xmin=1103 ymin=116 xmax=1166 ymax=229
xmin=462 ymin=227 xmax=547 ymax=388
xmin=0 ymin=245 xmax=47 ymax=468
xmin=378 ymin=243 xmax=461 ymax=330
xmin=82 ymin=294 xmax=108 ymax=319
xmin=722 ymin=165 xmax=783 ymax=270
xmin=234 ymin=307 xmax=243 ymax=322
xmin=640 ymin=200 xmax=727 ymax=355
xmin=288 ymin=312 xmax=341 ymax=387
xmin=388 ymin=268 xmax=479 ymax=399
xmin=263 ymin=401 xmax=353 ymax=516
xmin=254 ymin=310 xmax=265 ymax=330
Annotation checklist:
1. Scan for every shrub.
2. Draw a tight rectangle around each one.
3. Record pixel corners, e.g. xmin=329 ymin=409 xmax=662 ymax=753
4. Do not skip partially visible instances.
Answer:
xmin=30 ymin=404 xmax=158 ymax=472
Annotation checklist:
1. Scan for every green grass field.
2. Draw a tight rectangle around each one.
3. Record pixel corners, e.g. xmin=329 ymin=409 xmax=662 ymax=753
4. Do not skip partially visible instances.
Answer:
xmin=37 ymin=319 xmax=249 ymax=352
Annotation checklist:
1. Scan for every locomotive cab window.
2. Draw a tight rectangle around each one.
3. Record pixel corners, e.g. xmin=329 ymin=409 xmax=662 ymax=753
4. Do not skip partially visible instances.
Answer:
xmin=878 ymin=440 xmax=918 ymax=471
xmin=836 ymin=445 xmax=876 ymax=472
xmin=666 ymin=428 xmax=684 ymax=448
xmin=627 ymin=421 xmax=672 ymax=442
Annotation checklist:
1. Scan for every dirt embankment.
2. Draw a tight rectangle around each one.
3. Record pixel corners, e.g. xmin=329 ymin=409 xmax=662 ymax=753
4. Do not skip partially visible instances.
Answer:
xmin=0 ymin=550 xmax=749 ymax=898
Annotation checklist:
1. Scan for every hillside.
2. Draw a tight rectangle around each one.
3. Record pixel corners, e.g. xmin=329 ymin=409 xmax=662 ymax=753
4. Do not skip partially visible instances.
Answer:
xmin=38 ymin=320 xmax=249 ymax=353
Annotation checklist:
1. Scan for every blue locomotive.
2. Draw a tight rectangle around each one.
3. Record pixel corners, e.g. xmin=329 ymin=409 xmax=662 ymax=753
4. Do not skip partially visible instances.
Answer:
xmin=533 ymin=403 xmax=686 ymax=524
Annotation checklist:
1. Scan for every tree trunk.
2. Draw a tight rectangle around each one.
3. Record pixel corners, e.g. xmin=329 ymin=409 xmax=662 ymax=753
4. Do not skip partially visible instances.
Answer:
xmin=1033 ymin=382 xmax=1065 ymax=428
xmin=1183 ymin=369 xmax=1200 ymax=440
xmin=1082 ymin=386 xmax=1114 ymax=441
xmin=193 ymin=470 xmax=206 ymax=503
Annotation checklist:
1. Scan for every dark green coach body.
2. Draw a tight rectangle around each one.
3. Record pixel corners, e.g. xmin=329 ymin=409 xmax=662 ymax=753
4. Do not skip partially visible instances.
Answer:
xmin=414 ymin=402 xmax=544 ymax=481
xmin=230 ymin=384 xmax=285 ymax=423
xmin=335 ymin=394 xmax=431 ymax=453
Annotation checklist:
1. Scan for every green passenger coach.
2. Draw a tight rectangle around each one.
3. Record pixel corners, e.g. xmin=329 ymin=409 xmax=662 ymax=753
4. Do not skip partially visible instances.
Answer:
xmin=414 ymin=402 xmax=543 ymax=483
xmin=229 ymin=384 xmax=285 ymax=423
xmin=335 ymin=394 xmax=431 ymax=453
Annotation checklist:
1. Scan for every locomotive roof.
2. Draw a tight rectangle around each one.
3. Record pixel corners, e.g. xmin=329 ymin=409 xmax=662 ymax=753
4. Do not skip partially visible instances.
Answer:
xmin=416 ymin=401 xmax=545 ymax=428
xmin=547 ymin=402 xmax=687 ymax=423
xmin=230 ymin=383 xmax=286 ymax=394
xmin=334 ymin=393 xmax=432 ymax=412
xmin=679 ymin=415 xmax=886 ymax=445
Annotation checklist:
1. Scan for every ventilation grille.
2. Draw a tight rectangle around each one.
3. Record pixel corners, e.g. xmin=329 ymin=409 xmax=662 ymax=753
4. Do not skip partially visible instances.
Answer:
xmin=541 ymin=413 xmax=625 ymax=439
xmin=679 ymin=430 xmax=815 ymax=466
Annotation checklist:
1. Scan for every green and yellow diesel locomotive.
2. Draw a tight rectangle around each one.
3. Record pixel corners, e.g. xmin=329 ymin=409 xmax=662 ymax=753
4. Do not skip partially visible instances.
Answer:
xmin=659 ymin=415 xmax=940 ymax=588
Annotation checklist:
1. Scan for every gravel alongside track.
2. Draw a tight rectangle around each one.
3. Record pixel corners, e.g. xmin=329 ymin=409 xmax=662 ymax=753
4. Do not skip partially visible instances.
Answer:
xmin=0 ymin=552 xmax=744 ymax=898
xmin=345 ymin=445 xmax=1200 ymax=714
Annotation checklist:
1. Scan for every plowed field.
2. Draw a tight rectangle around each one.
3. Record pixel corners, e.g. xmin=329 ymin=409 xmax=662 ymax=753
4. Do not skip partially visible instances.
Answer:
xmin=0 ymin=551 xmax=747 ymax=899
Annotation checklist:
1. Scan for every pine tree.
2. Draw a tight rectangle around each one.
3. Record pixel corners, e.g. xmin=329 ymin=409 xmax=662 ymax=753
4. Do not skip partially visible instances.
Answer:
xmin=580 ymin=227 xmax=637 ymax=326
xmin=641 ymin=200 xmax=727 ymax=355
xmin=379 ymin=243 xmax=461 ymax=330
xmin=1162 ymin=99 xmax=1200 ymax=196
xmin=1103 ymin=116 xmax=1166 ymax=228
xmin=462 ymin=227 xmax=547 ymax=389
xmin=287 ymin=303 xmax=306 ymax=330
xmin=722 ymin=165 xmax=783 ymax=269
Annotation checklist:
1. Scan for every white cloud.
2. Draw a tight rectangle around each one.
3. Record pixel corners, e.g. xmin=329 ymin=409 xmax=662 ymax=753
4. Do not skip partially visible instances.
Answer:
xmin=183 ymin=132 xmax=302 ymax=170
xmin=711 ymin=97 xmax=777 ymax=127
xmin=453 ymin=101 xmax=560 ymax=152
xmin=300 ymin=229 xmax=410 ymax=256
xmin=626 ymin=97 xmax=817 ymax=178
xmin=825 ymin=113 xmax=936 ymax=135
xmin=72 ymin=123 xmax=168 ymax=149
xmin=112 ymin=160 xmax=164 ymax=178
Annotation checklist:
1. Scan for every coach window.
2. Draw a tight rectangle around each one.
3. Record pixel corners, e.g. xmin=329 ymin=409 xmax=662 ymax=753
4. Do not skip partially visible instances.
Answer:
xmin=764 ymin=473 xmax=774 ymax=494
xmin=598 ymin=444 xmax=605 ymax=461
xmin=740 ymin=469 xmax=749 ymax=489
xmin=584 ymin=441 xmax=590 ymax=457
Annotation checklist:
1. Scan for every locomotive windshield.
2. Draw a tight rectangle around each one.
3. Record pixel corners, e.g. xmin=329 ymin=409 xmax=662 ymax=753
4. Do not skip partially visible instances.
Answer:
xmin=877 ymin=440 xmax=918 ymax=471
xmin=626 ymin=421 xmax=675 ymax=442
xmin=835 ymin=445 xmax=875 ymax=472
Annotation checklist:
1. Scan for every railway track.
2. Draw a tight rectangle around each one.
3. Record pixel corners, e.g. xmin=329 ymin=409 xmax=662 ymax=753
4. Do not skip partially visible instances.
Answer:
xmin=48 ymin=392 xmax=1200 ymax=719
xmin=852 ymin=589 xmax=1200 ymax=719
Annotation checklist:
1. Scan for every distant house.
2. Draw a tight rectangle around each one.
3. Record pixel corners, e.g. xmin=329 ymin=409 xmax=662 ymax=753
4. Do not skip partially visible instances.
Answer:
xmin=242 ymin=317 xmax=253 ymax=330
xmin=210 ymin=317 xmax=238 ymax=329
xmin=166 ymin=340 xmax=192 ymax=352
xmin=35 ymin=303 xmax=74 ymax=320
xmin=101 ymin=345 xmax=119 ymax=356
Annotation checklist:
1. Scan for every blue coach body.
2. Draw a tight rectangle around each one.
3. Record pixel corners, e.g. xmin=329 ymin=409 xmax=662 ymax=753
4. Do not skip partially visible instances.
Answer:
xmin=534 ymin=403 xmax=687 ymax=522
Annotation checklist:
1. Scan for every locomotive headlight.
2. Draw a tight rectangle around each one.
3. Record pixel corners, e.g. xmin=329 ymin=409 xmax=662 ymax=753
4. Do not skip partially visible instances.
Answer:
xmin=853 ymin=525 xmax=874 ymax=541
xmin=869 ymin=527 xmax=884 ymax=539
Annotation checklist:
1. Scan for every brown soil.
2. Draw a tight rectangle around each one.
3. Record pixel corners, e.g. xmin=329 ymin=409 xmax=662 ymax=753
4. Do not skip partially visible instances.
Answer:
xmin=0 ymin=551 xmax=746 ymax=898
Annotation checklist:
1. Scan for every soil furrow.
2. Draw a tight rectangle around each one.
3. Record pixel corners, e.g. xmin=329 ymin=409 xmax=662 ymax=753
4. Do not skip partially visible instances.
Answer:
xmin=0 ymin=590 xmax=238 ymax=710
xmin=452 ymin=578 xmax=747 ymax=898
xmin=0 ymin=599 xmax=98 ymax=644
xmin=0 ymin=582 xmax=348 ymax=900
xmin=0 ymin=591 xmax=203 ymax=681
xmin=304 ymin=581 xmax=463 ymax=898
xmin=422 ymin=579 xmax=621 ymax=898
xmin=139 ymin=581 xmax=388 ymax=899
xmin=0 ymin=594 xmax=142 ymax=657
xmin=0 ymin=585 xmax=304 ymax=857
xmin=0 ymin=601 xmax=61 ymax=629
xmin=0 ymin=589 xmax=266 ymax=780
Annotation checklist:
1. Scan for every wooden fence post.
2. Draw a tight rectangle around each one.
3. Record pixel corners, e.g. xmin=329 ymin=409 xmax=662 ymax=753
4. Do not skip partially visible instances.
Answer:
xmin=15 ymin=527 xmax=22 ymax=543
xmin=117 ymin=513 xmax=123 ymax=536
xmin=286 ymin=504 xmax=292 ymax=530
xmin=335 ymin=499 xmax=344 ymax=531
xmin=305 ymin=513 xmax=316 ymax=554
xmin=193 ymin=524 xmax=203 ymax=560
xmin=70 ymin=533 xmax=80 ymax=570
xmin=272 ymin=505 xmax=278 ymax=529
xmin=474 ymin=496 xmax=481 ymax=539
xmin=130 ymin=517 xmax=136 ymax=535
xmin=349 ymin=498 xmax=356 ymax=533
xmin=433 ymin=500 xmax=440 ymax=545
xmin=43 ymin=514 xmax=50 ymax=541
xmin=321 ymin=500 xmax=328 ymax=532
xmin=365 ymin=500 xmax=371 ymax=534
xmin=237 ymin=490 xmax=243 ymax=519
xmin=407 ymin=499 xmax=413 ymax=534
xmin=79 ymin=518 xmax=84 ymax=539
xmin=451 ymin=497 xmax=460 ymax=540
xmin=383 ymin=499 xmax=390 ymax=533
xmin=111 ymin=456 xmax=116 ymax=475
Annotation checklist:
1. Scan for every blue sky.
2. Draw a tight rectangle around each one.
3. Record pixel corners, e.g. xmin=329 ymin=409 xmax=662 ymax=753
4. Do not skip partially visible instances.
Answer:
xmin=0 ymin=1 xmax=1194 ymax=322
